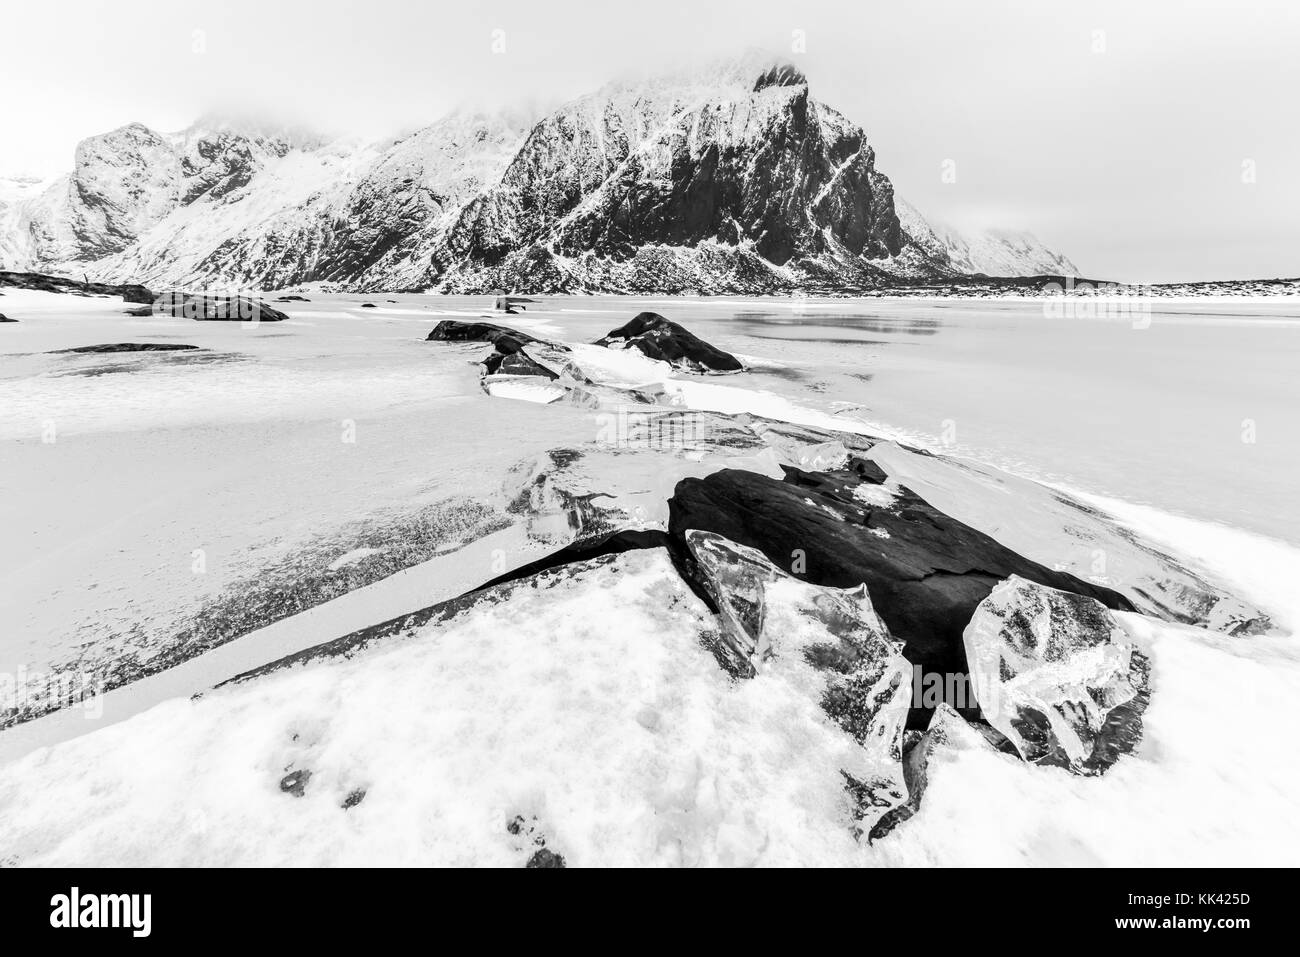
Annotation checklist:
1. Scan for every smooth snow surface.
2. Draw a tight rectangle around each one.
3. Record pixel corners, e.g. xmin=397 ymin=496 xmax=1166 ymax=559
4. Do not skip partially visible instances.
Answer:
xmin=0 ymin=552 xmax=876 ymax=866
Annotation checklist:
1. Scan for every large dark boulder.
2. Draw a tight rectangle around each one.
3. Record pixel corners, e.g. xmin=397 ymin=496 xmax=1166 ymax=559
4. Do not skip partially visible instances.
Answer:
xmin=151 ymin=292 xmax=288 ymax=322
xmin=483 ymin=347 xmax=558 ymax=379
xmin=0 ymin=314 xmax=15 ymax=323
xmin=667 ymin=460 xmax=1134 ymax=726
xmin=425 ymin=319 xmax=546 ymax=346
xmin=595 ymin=312 xmax=742 ymax=373
xmin=426 ymin=319 xmax=569 ymax=382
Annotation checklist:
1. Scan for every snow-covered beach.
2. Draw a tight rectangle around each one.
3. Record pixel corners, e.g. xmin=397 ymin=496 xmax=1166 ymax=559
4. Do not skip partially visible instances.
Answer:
xmin=2 ymin=288 xmax=1296 ymax=866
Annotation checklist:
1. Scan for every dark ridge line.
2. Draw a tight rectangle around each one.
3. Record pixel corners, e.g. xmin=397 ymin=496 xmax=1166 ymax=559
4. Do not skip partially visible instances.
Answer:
xmin=49 ymin=342 xmax=201 ymax=354
xmin=211 ymin=527 xmax=688 ymax=690
xmin=475 ymin=522 xmax=712 ymax=605
xmin=0 ymin=269 xmax=154 ymax=303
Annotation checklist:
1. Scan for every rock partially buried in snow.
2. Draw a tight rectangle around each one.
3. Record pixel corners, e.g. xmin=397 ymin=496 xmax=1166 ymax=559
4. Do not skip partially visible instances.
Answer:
xmin=0 ymin=314 xmax=16 ymax=323
xmin=508 ymin=814 xmax=566 ymax=867
xmin=482 ymin=340 xmax=559 ymax=380
xmin=526 ymin=848 xmax=566 ymax=868
xmin=863 ymin=441 xmax=1272 ymax=636
xmin=669 ymin=461 xmax=1134 ymax=727
xmin=0 ymin=270 xmax=154 ymax=303
xmin=151 ymin=291 xmax=288 ymax=322
xmin=51 ymin=342 xmax=200 ymax=354
xmin=595 ymin=312 xmax=743 ymax=374
xmin=963 ymin=575 xmax=1149 ymax=774
xmin=424 ymin=319 xmax=552 ymax=347
xmin=425 ymin=319 xmax=589 ymax=403
xmin=279 ymin=769 xmax=311 ymax=797
xmin=493 ymin=293 xmax=536 ymax=314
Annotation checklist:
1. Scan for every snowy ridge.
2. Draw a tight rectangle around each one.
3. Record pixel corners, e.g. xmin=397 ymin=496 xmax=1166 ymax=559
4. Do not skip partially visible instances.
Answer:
xmin=1 ymin=53 xmax=1079 ymax=292
xmin=895 ymin=197 xmax=1082 ymax=278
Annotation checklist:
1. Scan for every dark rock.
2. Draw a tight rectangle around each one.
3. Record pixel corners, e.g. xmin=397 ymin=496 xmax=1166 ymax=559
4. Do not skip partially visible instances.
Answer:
xmin=279 ymin=769 xmax=311 ymax=797
xmin=120 ymin=285 xmax=157 ymax=305
xmin=483 ymin=346 xmax=559 ymax=379
xmin=494 ymin=294 xmax=536 ymax=314
xmin=666 ymin=461 xmax=1135 ymax=727
xmin=507 ymin=814 xmax=566 ymax=867
xmin=0 ymin=314 xmax=14 ymax=323
xmin=360 ymin=302 xmax=376 ymax=308
xmin=151 ymin=292 xmax=288 ymax=322
xmin=276 ymin=294 xmax=310 ymax=302
xmin=0 ymin=270 xmax=154 ymax=304
xmin=525 ymin=848 xmax=566 ymax=869
xmin=424 ymin=319 xmax=547 ymax=346
xmin=427 ymin=319 xmax=570 ymax=381
xmin=595 ymin=312 xmax=743 ymax=373
xmin=865 ymin=440 xmax=1272 ymax=635
xmin=342 ymin=788 xmax=366 ymax=810
xmin=476 ymin=529 xmax=673 ymax=596
xmin=51 ymin=343 xmax=200 ymax=354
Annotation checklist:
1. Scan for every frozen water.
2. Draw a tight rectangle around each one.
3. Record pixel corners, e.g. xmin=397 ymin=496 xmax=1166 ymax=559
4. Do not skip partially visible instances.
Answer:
xmin=963 ymin=576 xmax=1144 ymax=773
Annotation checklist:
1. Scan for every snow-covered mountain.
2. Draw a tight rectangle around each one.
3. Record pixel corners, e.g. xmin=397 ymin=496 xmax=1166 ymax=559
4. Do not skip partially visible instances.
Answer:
xmin=1 ymin=53 xmax=1080 ymax=292
xmin=0 ymin=173 xmax=57 ymax=269
xmin=894 ymin=198 xmax=1081 ymax=278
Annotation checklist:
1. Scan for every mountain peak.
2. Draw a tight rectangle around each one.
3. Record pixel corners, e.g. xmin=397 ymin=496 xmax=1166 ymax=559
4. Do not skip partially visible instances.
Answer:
xmin=752 ymin=60 xmax=807 ymax=91
xmin=178 ymin=113 xmax=330 ymax=153
xmin=2 ymin=53 xmax=1079 ymax=290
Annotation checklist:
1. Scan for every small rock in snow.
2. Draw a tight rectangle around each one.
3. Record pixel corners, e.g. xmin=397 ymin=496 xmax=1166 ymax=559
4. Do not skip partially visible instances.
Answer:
xmin=279 ymin=769 xmax=311 ymax=797
xmin=525 ymin=848 xmax=566 ymax=869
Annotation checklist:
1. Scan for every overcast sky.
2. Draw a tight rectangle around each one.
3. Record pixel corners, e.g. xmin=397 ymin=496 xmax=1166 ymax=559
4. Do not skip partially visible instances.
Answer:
xmin=3 ymin=0 xmax=1296 ymax=281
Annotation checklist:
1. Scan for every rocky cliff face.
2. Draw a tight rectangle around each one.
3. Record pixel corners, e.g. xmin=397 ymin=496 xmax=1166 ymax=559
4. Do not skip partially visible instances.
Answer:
xmin=184 ymin=112 xmax=527 ymax=290
xmin=1 ymin=54 xmax=1078 ymax=292
xmin=427 ymin=55 xmax=902 ymax=293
